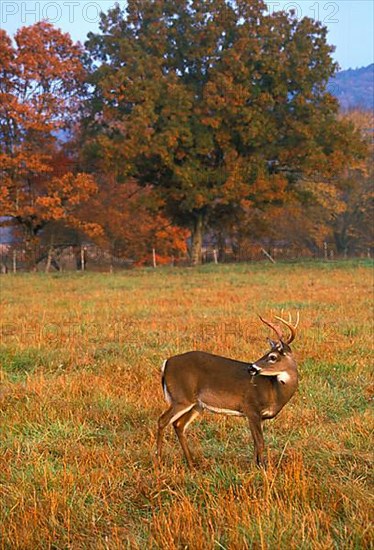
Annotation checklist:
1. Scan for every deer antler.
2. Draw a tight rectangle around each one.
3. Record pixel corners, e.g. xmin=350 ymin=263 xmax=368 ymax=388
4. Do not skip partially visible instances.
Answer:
xmin=274 ymin=312 xmax=300 ymax=345
xmin=258 ymin=315 xmax=284 ymax=341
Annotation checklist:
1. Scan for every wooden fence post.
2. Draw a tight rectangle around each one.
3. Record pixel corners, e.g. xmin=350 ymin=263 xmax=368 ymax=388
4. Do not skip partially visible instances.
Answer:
xmin=45 ymin=247 xmax=52 ymax=273
xmin=261 ymin=248 xmax=276 ymax=264
xmin=81 ymin=246 xmax=85 ymax=271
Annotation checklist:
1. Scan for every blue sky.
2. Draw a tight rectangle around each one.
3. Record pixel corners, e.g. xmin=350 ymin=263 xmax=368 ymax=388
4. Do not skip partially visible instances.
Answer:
xmin=0 ymin=1 xmax=373 ymax=70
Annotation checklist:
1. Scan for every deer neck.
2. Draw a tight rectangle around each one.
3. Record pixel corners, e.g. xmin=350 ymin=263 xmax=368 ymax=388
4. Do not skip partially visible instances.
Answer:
xmin=261 ymin=369 xmax=298 ymax=419
xmin=276 ymin=367 xmax=298 ymax=407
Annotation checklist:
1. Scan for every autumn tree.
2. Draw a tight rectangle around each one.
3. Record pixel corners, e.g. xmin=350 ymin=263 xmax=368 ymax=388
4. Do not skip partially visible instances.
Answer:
xmin=330 ymin=110 xmax=373 ymax=254
xmin=266 ymin=111 xmax=371 ymax=256
xmin=0 ymin=23 xmax=100 ymax=268
xmin=80 ymin=176 xmax=188 ymax=265
xmin=230 ymin=112 xmax=371 ymax=258
xmin=83 ymin=0 xmax=363 ymax=264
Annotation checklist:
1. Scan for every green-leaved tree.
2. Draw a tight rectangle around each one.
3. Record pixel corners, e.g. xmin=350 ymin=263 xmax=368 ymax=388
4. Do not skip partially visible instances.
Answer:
xmin=84 ymin=0 xmax=363 ymax=264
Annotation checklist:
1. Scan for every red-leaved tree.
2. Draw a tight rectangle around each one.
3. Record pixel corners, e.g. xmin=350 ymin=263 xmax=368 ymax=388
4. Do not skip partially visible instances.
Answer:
xmin=0 ymin=23 xmax=100 ymax=267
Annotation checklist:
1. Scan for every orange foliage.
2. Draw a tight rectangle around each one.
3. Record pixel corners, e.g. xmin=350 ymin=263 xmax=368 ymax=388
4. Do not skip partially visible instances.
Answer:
xmin=0 ymin=23 xmax=98 ymax=263
xmin=82 ymin=178 xmax=188 ymax=265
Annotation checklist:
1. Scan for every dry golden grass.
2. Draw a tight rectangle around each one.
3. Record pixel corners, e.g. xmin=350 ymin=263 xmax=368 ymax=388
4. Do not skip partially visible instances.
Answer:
xmin=0 ymin=261 xmax=373 ymax=549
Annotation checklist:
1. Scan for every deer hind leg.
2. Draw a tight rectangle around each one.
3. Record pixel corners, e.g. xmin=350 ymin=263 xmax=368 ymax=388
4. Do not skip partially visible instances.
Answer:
xmin=156 ymin=403 xmax=195 ymax=463
xmin=173 ymin=406 xmax=201 ymax=469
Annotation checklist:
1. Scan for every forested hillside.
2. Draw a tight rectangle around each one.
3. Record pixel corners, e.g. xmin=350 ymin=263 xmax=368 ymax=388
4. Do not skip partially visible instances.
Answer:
xmin=331 ymin=64 xmax=374 ymax=111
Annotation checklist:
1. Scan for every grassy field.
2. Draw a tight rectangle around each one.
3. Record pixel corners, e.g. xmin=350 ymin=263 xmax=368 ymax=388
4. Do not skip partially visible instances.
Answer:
xmin=0 ymin=261 xmax=373 ymax=549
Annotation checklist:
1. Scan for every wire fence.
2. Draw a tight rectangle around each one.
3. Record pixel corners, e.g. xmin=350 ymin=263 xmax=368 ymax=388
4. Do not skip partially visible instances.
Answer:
xmin=0 ymin=241 xmax=372 ymax=273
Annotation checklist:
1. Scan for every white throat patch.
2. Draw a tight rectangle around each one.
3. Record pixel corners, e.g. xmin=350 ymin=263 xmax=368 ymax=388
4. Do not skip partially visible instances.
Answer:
xmin=277 ymin=372 xmax=291 ymax=384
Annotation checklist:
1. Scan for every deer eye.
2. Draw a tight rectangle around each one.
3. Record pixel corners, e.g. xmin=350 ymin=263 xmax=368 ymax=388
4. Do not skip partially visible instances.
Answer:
xmin=268 ymin=354 xmax=278 ymax=363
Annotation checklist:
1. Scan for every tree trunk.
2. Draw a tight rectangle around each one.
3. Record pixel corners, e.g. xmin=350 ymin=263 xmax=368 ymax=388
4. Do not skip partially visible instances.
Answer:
xmin=24 ymin=233 xmax=39 ymax=271
xmin=190 ymin=212 xmax=204 ymax=266
xmin=217 ymin=231 xmax=226 ymax=262
xmin=333 ymin=227 xmax=350 ymax=255
xmin=22 ymin=220 xmax=46 ymax=271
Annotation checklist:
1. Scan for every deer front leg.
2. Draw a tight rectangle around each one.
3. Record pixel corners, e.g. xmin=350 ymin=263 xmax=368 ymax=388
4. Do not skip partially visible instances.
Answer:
xmin=247 ymin=415 xmax=265 ymax=467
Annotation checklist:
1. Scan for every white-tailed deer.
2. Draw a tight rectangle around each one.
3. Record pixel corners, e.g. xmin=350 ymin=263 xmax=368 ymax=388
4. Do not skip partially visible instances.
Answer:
xmin=156 ymin=314 xmax=299 ymax=468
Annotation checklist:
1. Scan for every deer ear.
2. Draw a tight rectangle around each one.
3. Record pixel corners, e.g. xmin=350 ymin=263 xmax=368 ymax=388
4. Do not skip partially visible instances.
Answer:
xmin=267 ymin=338 xmax=278 ymax=349
xmin=278 ymin=341 xmax=291 ymax=354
